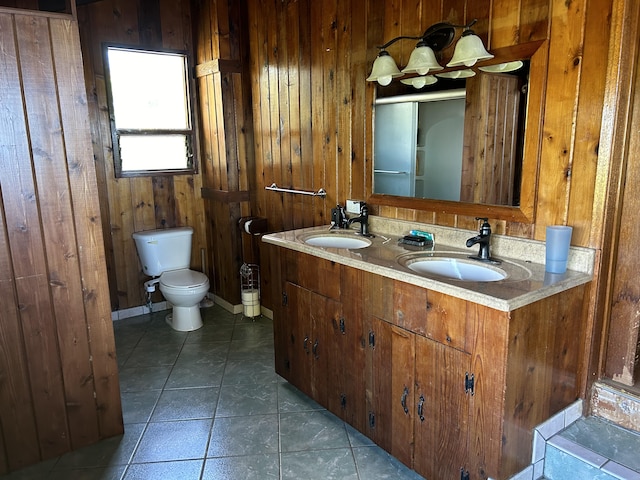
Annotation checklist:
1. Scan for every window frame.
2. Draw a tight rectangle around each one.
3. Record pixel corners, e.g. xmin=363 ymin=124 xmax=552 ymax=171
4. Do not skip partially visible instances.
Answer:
xmin=102 ymin=43 xmax=198 ymax=178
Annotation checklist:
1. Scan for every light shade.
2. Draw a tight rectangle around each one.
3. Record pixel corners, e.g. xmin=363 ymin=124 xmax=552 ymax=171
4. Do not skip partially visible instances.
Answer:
xmin=446 ymin=31 xmax=494 ymax=67
xmin=436 ymin=69 xmax=475 ymax=79
xmin=401 ymin=43 xmax=444 ymax=75
xmin=366 ymin=51 xmax=402 ymax=86
xmin=400 ymin=75 xmax=438 ymax=89
xmin=478 ymin=60 xmax=524 ymax=73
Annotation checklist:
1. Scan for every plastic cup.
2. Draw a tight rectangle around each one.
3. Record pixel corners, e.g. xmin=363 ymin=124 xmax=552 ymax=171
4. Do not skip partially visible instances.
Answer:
xmin=545 ymin=226 xmax=573 ymax=274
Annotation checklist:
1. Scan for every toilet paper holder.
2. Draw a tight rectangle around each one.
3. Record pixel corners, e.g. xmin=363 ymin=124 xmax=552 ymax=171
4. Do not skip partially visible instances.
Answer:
xmin=240 ymin=263 xmax=261 ymax=319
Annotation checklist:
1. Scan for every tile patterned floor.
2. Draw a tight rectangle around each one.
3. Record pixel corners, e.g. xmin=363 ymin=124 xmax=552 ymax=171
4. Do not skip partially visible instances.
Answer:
xmin=1 ymin=306 xmax=424 ymax=480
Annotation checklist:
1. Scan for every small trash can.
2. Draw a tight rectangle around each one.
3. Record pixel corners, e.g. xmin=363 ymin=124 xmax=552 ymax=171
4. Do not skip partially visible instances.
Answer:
xmin=240 ymin=263 xmax=260 ymax=318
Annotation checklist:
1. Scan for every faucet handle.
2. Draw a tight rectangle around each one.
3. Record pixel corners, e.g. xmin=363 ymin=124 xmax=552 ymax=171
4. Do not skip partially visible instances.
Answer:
xmin=331 ymin=204 xmax=348 ymax=229
xmin=475 ymin=217 xmax=491 ymax=235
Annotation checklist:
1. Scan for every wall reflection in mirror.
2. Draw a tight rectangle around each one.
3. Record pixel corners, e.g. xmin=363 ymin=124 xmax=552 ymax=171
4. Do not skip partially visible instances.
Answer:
xmin=373 ymin=61 xmax=529 ymax=207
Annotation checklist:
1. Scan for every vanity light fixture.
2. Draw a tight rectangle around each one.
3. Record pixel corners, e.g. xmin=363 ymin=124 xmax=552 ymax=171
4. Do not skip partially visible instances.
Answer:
xmin=367 ymin=19 xmax=493 ymax=87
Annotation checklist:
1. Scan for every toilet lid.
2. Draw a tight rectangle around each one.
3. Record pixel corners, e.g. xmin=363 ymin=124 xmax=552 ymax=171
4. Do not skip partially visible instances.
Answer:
xmin=160 ymin=270 xmax=209 ymax=288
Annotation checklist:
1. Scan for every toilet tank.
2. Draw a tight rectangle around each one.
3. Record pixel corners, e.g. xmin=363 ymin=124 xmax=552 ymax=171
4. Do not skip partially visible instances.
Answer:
xmin=132 ymin=227 xmax=193 ymax=277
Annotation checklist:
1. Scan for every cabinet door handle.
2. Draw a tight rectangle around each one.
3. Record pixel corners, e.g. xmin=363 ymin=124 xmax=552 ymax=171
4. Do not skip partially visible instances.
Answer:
xmin=312 ymin=339 xmax=319 ymax=359
xmin=417 ymin=394 xmax=425 ymax=422
xmin=303 ymin=336 xmax=309 ymax=353
xmin=401 ymin=386 xmax=409 ymax=414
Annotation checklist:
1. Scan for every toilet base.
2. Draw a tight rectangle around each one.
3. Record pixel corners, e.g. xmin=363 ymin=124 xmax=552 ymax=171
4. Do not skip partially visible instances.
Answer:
xmin=165 ymin=305 xmax=203 ymax=331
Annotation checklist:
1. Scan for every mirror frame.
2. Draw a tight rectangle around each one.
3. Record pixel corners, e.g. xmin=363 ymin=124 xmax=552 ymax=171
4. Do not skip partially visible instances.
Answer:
xmin=367 ymin=40 xmax=549 ymax=223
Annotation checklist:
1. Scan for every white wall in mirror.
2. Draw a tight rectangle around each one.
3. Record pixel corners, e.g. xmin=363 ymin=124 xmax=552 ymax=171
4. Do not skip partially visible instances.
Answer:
xmin=374 ymin=89 xmax=466 ymax=201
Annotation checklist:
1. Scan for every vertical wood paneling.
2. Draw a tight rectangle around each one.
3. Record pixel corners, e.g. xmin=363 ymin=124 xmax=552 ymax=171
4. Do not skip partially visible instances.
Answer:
xmin=491 ymin=0 xmax=522 ymax=47
xmin=14 ymin=275 xmax=70 ymax=459
xmin=336 ymin=0 xmax=353 ymax=211
xmin=566 ymin=0 xmax=612 ymax=246
xmin=308 ymin=0 xmax=326 ymax=227
xmin=248 ymin=0 xmax=269 ymax=222
xmin=462 ymin=73 xmax=521 ymax=205
xmin=519 ymin=0 xmax=550 ymax=44
xmin=0 ymin=215 xmax=40 ymax=469
xmin=468 ymin=0 xmax=493 ymax=47
xmin=0 ymin=24 xmax=41 ymax=460
xmin=0 ymin=10 xmax=122 ymax=474
xmin=349 ymin=0 xmax=368 ymax=201
xmin=284 ymin=0 xmax=307 ymax=229
xmin=533 ymin=0 xmax=585 ymax=235
xmin=21 ymin=13 xmax=100 ymax=447
xmin=276 ymin=2 xmax=293 ymax=229
xmin=266 ymin=0 xmax=286 ymax=228
xmin=7 ymin=15 xmax=71 ymax=460
xmin=322 ymin=0 xmax=338 ymax=224
xmin=52 ymin=17 xmax=123 ymax=438
xmin=604 ymin=1 xmax=640 ymax=384
xmin=193 ymin=0 xmax=253 ymax=304
xmin=78 ymin=0 xmax=208 ymax=310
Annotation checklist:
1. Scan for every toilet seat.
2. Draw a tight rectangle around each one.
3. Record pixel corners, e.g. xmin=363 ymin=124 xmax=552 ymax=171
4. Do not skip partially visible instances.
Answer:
xmin=160 ymin=269 xmax=209 ymax=290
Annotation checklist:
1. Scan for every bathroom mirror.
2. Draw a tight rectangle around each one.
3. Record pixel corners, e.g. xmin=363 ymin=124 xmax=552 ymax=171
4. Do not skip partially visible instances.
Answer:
xmin=368 ymin=40 xmax=548 ymax=223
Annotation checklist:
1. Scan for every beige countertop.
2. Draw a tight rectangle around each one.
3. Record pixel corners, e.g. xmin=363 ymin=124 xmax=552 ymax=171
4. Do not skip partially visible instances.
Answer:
xmin=262 ymin=218 xmax=594 ymax=312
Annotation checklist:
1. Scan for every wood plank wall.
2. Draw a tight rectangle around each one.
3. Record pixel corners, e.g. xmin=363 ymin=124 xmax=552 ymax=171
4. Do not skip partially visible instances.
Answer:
xmin=76 ymin=0 xmax=209 ymax=311
xmin=235 ymin=0 xmax=640 ymax=394
xmin=245 ymin=0 xmax=611 ymax=247
xmin=600 ymin=0 xmax=640 ymax=388
xmin=192 ymin=0 xmax=254 ymax=306
xmin=0 ymin=10 xmax=122 ymax=474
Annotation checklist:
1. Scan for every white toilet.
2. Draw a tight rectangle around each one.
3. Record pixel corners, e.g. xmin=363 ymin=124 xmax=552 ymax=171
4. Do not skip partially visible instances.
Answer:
xmin=132 ymin=227 xmax=210 ymax=331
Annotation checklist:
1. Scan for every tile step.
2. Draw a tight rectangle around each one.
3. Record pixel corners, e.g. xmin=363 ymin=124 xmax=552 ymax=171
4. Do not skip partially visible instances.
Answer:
xmin=544 ymin=416 xmax=640 ymax=480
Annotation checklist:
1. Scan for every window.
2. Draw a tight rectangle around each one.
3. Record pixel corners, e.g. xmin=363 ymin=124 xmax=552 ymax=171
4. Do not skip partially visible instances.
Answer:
xmin=103 ymin=45 xmax=196 ymax=177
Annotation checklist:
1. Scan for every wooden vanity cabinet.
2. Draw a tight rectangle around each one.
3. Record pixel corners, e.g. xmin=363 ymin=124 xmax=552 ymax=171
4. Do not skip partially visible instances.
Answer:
xmin=268 ymin=245 xmax=588 ymax=480
xmin=272 ymin=249 xmax=367 ymax=431
xmin=364 ymin=275 xmax=473 ymax=479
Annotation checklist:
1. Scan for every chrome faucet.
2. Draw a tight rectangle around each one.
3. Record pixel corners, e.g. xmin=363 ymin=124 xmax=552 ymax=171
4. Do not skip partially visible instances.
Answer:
xmin=466 ymin=217 xmax=500 ymax=264
xmin=347 ymin=202 xmax=372 ymax=237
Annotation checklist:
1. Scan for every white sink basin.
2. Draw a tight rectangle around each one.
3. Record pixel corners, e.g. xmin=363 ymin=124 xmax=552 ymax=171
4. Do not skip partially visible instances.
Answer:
xmin=404 ymin=258 xmax=507 ymax=282
xmin=304 ymin=235 xmax=371 ymax=249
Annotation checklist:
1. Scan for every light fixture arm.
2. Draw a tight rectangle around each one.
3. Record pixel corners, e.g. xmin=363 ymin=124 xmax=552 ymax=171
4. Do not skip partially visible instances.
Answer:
xmin=376 ymin=19 xmax=478 ymax=52
xmin=377 ymin=35 xmax=425 ymax=50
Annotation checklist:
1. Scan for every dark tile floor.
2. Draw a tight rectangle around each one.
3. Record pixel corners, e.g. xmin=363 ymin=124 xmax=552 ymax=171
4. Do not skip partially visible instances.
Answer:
xmin=1 ymin=305 xmax=424 ymax=480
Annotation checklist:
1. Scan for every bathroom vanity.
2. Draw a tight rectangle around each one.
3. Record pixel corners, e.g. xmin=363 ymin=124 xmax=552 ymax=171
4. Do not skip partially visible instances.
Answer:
xmin=263 ymin=220 xmax=593 ymax=480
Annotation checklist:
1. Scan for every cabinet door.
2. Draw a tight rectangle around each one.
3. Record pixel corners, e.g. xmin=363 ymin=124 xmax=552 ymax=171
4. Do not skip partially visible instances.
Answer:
xmin=308 ymin=288 xmax=337 ymax=407
xmin=414 ymin=336 xmax=471 ymax=480
xmin=320 ymin=301 xmax=365 ymax=430
xmin=282 ymin=282 xmax=337 ymax=408
xmin=283 ymin=282 xmax=314 ymax=398
xmin=368 ymin=317 xmax=416 ymax=468
xmin=324 ymin=267 xmax=366 ymax=431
